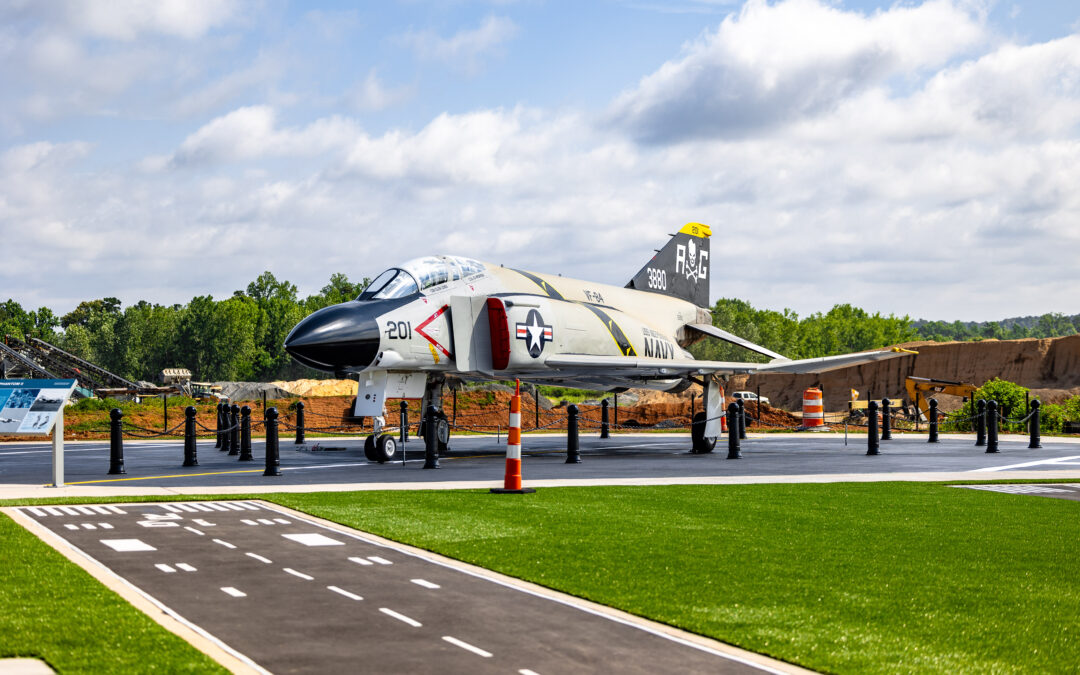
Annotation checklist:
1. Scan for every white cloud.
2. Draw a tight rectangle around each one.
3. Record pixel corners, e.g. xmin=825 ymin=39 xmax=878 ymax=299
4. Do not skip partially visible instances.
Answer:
xmin=347 ymin=70 xmax=414 ymax=112
xmin=400 ymin=15 xmax=518 ymax=73
xmin=59 ymin=0 xmax=243 ymax=41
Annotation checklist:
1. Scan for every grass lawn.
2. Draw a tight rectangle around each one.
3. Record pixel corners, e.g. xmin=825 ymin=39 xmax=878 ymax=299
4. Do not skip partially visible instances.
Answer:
xmin=0 ymin=513 xmax=226 ymax=674
xmin=2 ymin=482 xmax=1078 ymax=673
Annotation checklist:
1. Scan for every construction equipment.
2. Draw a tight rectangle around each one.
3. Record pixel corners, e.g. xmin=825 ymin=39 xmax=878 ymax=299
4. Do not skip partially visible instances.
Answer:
xmin=185 ymin=382 xmax=225 ymax=402
xmin=905 ymin=376 xmax=978 ymax=419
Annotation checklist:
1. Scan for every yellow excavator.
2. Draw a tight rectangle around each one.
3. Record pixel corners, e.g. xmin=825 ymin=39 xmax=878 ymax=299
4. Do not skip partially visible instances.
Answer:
xmin=905 ymin=376 xmax=978 ymax=419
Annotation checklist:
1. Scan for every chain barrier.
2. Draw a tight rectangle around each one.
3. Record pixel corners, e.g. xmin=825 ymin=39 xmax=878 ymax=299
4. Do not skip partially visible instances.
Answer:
xmin=120 ymin=420 xmax=187 ymax=439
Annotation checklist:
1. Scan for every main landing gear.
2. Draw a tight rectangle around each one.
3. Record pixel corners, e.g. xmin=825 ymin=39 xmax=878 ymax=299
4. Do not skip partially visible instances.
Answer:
xmin=690 ymin=411 xmax=717 ymax=454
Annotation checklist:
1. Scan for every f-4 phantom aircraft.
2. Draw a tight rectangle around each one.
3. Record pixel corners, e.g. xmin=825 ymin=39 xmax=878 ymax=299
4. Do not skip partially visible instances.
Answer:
xmin=285 ymin=223 xmax=908 ymax=461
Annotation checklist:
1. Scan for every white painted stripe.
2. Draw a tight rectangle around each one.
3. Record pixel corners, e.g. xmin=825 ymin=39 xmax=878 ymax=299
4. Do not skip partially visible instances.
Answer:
xmin=101 ymin=539 xmax=156 ymax=552
xmin=348 ymin=556 xmax=373 ymax=566
xmin=380 ymin=608 xmax=421 ymax=627
xmin=59 ymin=506 xmax=80 ymax=516
xmin=283 ymin=568 xmax=313 ymax=580
xmin=99 ymin=523 xmax=114 ymax=529
xmin=221 ymin=587 xmax=246 ymax=598
xmin=282 ymin=533 xmax=345 ymax=547
xmin=192 ymin=519 xmax=216 ymax=527
xmin=184 ymin=527 xmax=204 ymax=536
xmin=212 ymin=539 xmax=237 ymax=549
xmin=241 ymin=519 xmax=258 ymax=526
xmin=520 ymin=670 xmax=541 ymax=675
xmin=64 ymin=523 xmax=78 ymax=530
xmin=509 ymin=412 xmax=520 ymax=427
xmin=81 ymin=523 xmax=96 ymax=530
xmin=90 ymin=506 xmax=112 ymax=515
xmin=175 ymin=504 xmax=199 ymax=512
xmin=238 ymin=502 xmax=261 ymax=510
xmin=75 ymin=506 xmax=96 ymax=515
xmin=246 ymin=553 xmax=272 ymax=564
xmin=176 ymin=563 xmax=197 ymax=572
xmin=205 ymin=503 xmax=230 ymax=511
xmin=44 ymin=507 xmax=63 ymax=516
xmin=410 ymin=578 xmax=440 ymax=589
xmin=257 ymin=519 xmax=275 ymax=525
xmin=442 ymin=636 xmax=492 ymax=657
xmin=327 ymin=586 xmax=363 ymax=601
xmin=972 ymin=455 xmax=1080 ymax=472
xmin=221 ymin=503 xmax=246 ymax=511
xmin=190 ymin=503 xmax=215 ymax=512
xmin=27 ymin=507 xmax=46 ymax=517
xmin=273 ymin=518 xmax=290 ymax=524
xmin=367 ymin=556 xmax=392 ymax=565
xmin=155 ymin=564 xmax=177 ymax=573
xmin=802 ymin=412 xmax=824 ymax=418
xmin=506 ymin=444 xmax=521 ymax=460
xmin=105 ymin=505 xmax=125 ymax=514
xmin=160 ymin=504 xmax=183 ymax=513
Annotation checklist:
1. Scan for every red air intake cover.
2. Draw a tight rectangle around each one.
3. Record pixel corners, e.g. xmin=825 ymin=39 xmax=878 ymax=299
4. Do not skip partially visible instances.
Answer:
xmin=486 ymin=297 xmax=511 ymax=370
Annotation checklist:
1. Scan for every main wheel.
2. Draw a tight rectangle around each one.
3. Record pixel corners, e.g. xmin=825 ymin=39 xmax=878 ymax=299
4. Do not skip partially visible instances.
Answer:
xmin=374 ymin=434 xmax=397 ymax=463
xmin=364 ymin=435 xmax=377 ymax=462
xmin=436 ymin=415 xmax=450 ymax=454
xmin=691 ymin=411 xmax=717 ymax=454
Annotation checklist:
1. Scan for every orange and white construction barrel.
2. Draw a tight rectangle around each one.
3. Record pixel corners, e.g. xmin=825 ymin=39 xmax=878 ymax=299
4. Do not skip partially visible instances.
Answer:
xmin=491 ymin=380 xmax=535 ymax=494
xmin=802 ymin=387 xmax=824 ymax=428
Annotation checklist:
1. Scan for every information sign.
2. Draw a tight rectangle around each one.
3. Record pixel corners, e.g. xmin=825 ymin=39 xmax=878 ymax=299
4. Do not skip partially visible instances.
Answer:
xmin=0 ymin=379 xmax=77 ymax=436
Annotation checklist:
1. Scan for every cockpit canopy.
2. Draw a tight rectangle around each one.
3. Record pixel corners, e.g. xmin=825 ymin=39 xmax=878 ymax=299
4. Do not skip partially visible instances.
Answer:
xmin=356 ymin=256 xmax=486 ymax=301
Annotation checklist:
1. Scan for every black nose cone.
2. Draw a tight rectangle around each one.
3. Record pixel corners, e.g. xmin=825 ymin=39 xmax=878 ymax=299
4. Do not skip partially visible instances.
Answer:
xmin=284 ymin=302 xmax=380 ymax=372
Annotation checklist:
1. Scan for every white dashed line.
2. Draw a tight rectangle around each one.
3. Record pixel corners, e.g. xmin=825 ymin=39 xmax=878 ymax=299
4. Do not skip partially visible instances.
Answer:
xmin=175 ymin=504 xmax=199 ymax=512
xmin=367 ymin=556 xmax=392 ymax=565
xmin=282 ymin=533 xmax=345 ymax=547
xmin=213 ymin=539 xmax=237 ymax=549
xmin=99 ymin=523 xmax=113 ymax=529
xmin=44 ymin=507 xmax=63 ymax=516
xmin=379 ymin=608 xmax=422 ymax=627
xmin=27 ymin=507 xmax=46 ymax=517
xmin=90 ymin=506 xmax=112 ymax=515
xmin=105 ymin=506 xmax=125 ymax=514
xmin=520 ymin=670 xmax=542 ymax=675
xmin=192 ymin=519 xmax=216 ymax=527
xmin=238 ymin=502 xmax=261 ymax=510
xmin=206 ymin=503 xmax=230 ymax=511
xmin=161 ymin=504 xmax=183 ymax=513
xmin=81 ymin=523 xmax=96 ymax=530
xmin=348 ymin=556 xmax=373 ymax=566
xmin=221 ymin=503 xmax=245 ymax=511
xmin=155 ymin=564 xmax=177 ymax=573
xmin=273 ymin=518 xmax=290 ymax=525
xmin=284 ymin=568 xmax=314 ymax=581
xmin=410 ymin=579 xmax=440 ymax=589
xmin=191 ymin=503 xmax=215 ymax=512
xmin=442 ymin=636 xmax=492 ymax=658
xmin=184 ymin=527 xmax=204 ymax=536
xmin=257 ymin=519 xmax=275 ymax=525
xmin=176 ymin=563 xmax=197 ymax=572
xmin=972 ymin=455 xmax=1080 ymax=472
xmin=221 ymin=587 xmax=246 ymax=598
xmin=101 ymin=539 xmax=156 ymax=552
xmin=327 ymin=586 xmax=363 ymax=601
xmin=241 ymin=519 xmax=258 ymax=526
xmin=64 ymin=524 xmax=78 ymax=530
xmin=59 ymin=506 xmax=80 ymax=516
xmin=246 ymin=553 xmax=272 ymax=564
xmin=75 ymin=506 xmax=96 ymax=515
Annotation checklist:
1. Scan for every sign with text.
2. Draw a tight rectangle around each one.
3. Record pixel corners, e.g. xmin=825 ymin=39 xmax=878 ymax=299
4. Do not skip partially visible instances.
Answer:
xmin=0 ymin=379 xmax=77 ymax=435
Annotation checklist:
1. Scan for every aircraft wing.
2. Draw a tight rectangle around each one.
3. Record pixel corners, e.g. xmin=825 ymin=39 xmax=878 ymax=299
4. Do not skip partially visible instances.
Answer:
xmin=544 ymin=348 xmax=913 ymax=379
xmin=685 ymin=323 xmax=789 ymax=361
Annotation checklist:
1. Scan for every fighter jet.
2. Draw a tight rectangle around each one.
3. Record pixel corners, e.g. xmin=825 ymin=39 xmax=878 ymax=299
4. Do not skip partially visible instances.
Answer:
xmin=285 ymin=223 xmax=908 ymax=461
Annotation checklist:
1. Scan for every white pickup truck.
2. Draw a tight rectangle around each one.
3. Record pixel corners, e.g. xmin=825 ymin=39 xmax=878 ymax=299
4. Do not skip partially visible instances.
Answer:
xmin=732 ymin=391 xmax=770 ymax=405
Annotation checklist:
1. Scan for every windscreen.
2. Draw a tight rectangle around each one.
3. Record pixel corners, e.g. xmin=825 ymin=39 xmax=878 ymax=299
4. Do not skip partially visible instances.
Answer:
xmin=356 ymin=269 xmax=419 ymax=300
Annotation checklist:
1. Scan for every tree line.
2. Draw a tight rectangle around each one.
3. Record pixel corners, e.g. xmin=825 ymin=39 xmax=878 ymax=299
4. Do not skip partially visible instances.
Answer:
xmin=2 ymin=281 xmax=1077 ymax=383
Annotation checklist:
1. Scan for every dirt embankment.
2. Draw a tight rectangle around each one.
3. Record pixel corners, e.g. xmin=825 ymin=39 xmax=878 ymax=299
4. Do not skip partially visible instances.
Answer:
xmin=731 ymin=334 xmax=1080 ymax=411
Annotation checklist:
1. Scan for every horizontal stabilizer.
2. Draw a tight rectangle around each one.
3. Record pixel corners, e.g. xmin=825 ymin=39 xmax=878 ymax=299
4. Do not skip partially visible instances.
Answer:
xmin=751 ymin=348 xmax=915 ymax=375
xmin=686 ymin=323 xmax=788 ymax=362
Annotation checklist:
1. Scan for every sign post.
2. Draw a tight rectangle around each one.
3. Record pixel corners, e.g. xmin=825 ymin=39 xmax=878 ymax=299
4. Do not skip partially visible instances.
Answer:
xmin=0 ymin=379 xmax=78 ymax=487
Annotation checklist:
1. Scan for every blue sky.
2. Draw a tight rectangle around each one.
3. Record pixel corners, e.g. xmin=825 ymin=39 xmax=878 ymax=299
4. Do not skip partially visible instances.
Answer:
xmin=2 ymin=0 xmax=1080 ymax=321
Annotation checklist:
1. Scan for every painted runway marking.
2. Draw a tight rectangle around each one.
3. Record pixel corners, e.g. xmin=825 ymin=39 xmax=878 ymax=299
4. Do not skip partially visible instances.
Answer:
xmin=161 ymin=504 xmax=183 ymax=512
xmin=213 ymin=538 xmax=237 ymax=549
xmin=410 ymin=578 xmax=440 ymax=589
xmin=106 ymin=506 xmax=125 ymax=514
xmin=443 ymin=636 xmax=492 ymax=658
xmin=973 ymin=455 xmax=1080 ymax=472
xmin=75 ymin=506 xmax=96 ymax=515
xmin=176 ymin=504 xmax=199 ymax=512
xmin=176 ymin=563 xmax=197 ymax=572
xmin=101 ymin=539 xmax=156 ymax=552
xmin=80 ymin=523 xmax=96 ymax=530
xmin=284 ymin=568 xmax=313 ymax=581
xmin=99 ymin=523 xmax=113 ymax=529
xmin=44 ymin=507 xmax=63 ymax=516
xmin=242 ymin=519 xmax=258 ymax=526
xmin=221 ymin=587 xmax=246 ymax=598
xmin=221 ymin=503 xmax=246 ymax=511
xmin=367 ymin=556 xmax=392 ymax=565
xmin=960 ymin=484 xmax=1073 ymax=494
xmin=192 ymin=519 xmax=216 ymax=527
xmin=328 ymin=586 xmax=363 ymax=601
xmin=206 ymin=503 xmax=230 ymax=511
xmin=60 ymin=506 xmax=79 ymax=516
xmin=519 ymin=670 xmax=541 ymax=675
xmin=90 ymin=506 xmax=112 ymax=515
xmin=348 ymin=556 xmax=373 ymax=566
xmin=282 ymin=533 xmax=345 ymax=547
xmin=191 ymin=503 xmax=215 ymax=512
xmin=246 ymin=553 xmax=273 ymax=564
xmin=272 ymin=518 xmax=290 ymax=524
xmin=184 ymin=527 xmax=205 ymax=536
xmin=257 ymin=519 xmax=275 ymax=525
xmin=156 ymin=563 xmax=177 ymax=573
xmin=27 ymin=507 xmax=46 ymax=517
xmin=238 ymin=502 xmax=261 ymax=511
xmin=380 ymin=608 xmax=422 ymax=627
xmin=64 ymin=524 xmax=78 ymax=530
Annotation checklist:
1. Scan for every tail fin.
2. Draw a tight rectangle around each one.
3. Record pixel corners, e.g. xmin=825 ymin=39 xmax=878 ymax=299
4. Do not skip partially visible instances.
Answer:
xmin=626 ymin=223 xmax=711 ymax=307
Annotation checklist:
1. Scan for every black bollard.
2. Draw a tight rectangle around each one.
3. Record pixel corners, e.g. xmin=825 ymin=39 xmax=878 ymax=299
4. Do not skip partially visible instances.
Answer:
xmin=737 ymin=397 xmax=747 ymax=440
xmin=400 ymin=400 xmax=408 ymax=447
xmin=975 ymin=399 xmax=987 ymax=447
xmin=108 ymin=408 xmax=126 ymax=474
xmin=183 ymin=406 xmax=198 ymax=467
xmin=986 ymin=400 xmax=999 ymax=453
xmin=238 ymin=406 xmax=253 ymax=461
xmin=263 ymin=407 xmax=282 ymax=476
xmin=867 ymin=401 xmax=880 ymax=455
xmin=214 ymin=402 xmax=223 ymax=449
xmin=1029 ymin=399 xmax=1042 ymax=449
xmin=566 ymin=404 xmax=581 ymax=463
xmin=294 ymin=401 xmax=305 ymax=445
xmin=726 ymin=403 xmax=742 ymax=459
xmin=927 ymin=398 xmax=939 ymax=444
xmin=423 ymin=405 xmax=440 ymax=469
xmin=600 ymin=399 xmax=610 ymax=439
xmin=228 ymin=404 xmax=240 ymax=456
xmin=881 ymin=398 xmax=892 ymax=441
xmin=220 ymin=402 xmax=232 ymax=454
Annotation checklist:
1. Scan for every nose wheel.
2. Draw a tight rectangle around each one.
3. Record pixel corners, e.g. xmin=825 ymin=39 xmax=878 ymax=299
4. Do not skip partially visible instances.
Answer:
xmin=365 ymin=434 xmax=398 ymax=463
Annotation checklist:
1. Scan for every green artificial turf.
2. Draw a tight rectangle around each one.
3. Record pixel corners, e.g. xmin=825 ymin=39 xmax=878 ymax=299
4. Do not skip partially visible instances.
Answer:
xmin=0 ymin=513 xmax=226 ymax=674
xmin=269 ymin=484 xmax=1080 ymax=674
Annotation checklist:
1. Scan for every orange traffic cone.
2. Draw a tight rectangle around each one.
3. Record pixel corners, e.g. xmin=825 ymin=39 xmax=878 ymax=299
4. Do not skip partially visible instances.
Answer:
xmin=491 ymin=380 xmax=535 ymax=494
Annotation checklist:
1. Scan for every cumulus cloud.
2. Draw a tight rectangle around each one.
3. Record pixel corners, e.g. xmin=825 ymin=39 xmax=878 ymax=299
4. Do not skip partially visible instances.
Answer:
xmin=1 ymin=0 xmax=244 ymax=41
xmin=347 ymin=70 xmax=414 ymax=112
xmin=609 ymin=0 xmax=989 ymax=142
xmin=400 ymin=15 xmax=518 ymax=73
